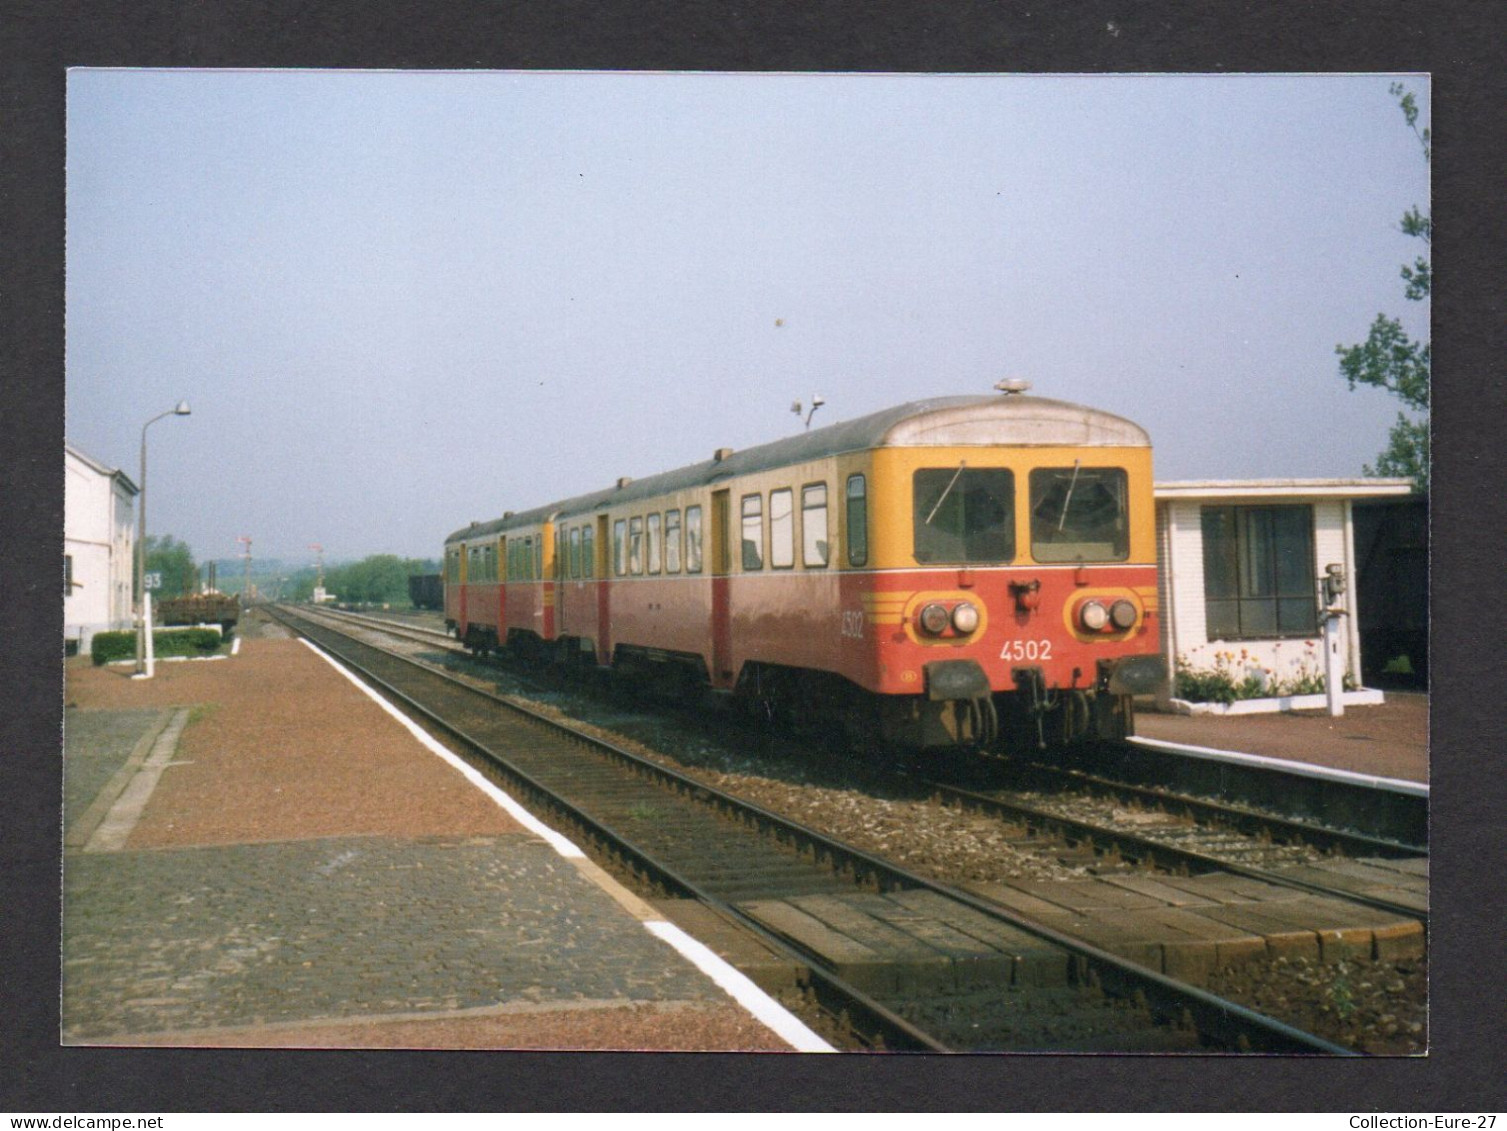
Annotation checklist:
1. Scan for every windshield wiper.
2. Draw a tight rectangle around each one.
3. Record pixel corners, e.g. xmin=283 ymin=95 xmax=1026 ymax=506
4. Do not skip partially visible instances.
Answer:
xmin=924 ymin=461 xmax=967 ymax=525
xmin=1057 ymin=459 xmax=1082 ymax=533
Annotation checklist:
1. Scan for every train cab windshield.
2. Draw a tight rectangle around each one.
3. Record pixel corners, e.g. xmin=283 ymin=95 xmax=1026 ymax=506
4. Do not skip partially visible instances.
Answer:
xmin=913 ymin=467 xmax=1015 ymax=563
xmin=1029 ymin=465 xmax=1130 ymax=562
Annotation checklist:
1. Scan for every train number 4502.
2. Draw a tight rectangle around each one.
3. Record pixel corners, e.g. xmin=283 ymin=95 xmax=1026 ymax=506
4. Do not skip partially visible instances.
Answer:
xmin=1000 ymin=639 xmax=1052 ymax=662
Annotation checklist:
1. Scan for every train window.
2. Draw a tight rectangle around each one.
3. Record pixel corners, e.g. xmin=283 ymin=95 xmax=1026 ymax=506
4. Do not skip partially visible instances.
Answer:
xmin=535 ymin=536 xmax=543 ymax=581
xmin=740 ymin=494 xmax=764 ymax=570
xmin=802 ymin=484 xmax=829 ymax=568
xmin=1202 ymin=505 xmax=1317 ymax=639
xmin=665 ymin=509 xmax=682 ymax=573
xmin=629 ymin=516 xmax=644 ymax=575
xmin=647 ymin=513 xmax=663 ymax=574
xmin=570 ymin=527 xmax=582 ymax=579
xmin=770 ymin=489 xmax=794 ymax=569
xmin=685 ymin=506 xmax=703 ymax=573
xmin=582 ymin=524 xmax=595 ymax=579
xmin=1030 ymin=466 xmax=1130 ymax=563
xmin=846 ymin=475 xmax=868 ymax=567
xmin=913 ymin=467 xmax=1015 ymax=564
xmin=613 ymin=520 xmax=626 ymax=577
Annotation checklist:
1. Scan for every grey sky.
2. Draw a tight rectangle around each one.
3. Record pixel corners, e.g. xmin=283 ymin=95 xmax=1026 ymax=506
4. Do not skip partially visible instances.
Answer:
xmin=65 ymin=71 xmax=1429 ymax=565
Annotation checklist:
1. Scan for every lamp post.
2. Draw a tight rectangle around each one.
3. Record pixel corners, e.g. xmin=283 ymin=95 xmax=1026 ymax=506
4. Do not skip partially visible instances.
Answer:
xmin=135 ymin=401 xmax=192 ymax=677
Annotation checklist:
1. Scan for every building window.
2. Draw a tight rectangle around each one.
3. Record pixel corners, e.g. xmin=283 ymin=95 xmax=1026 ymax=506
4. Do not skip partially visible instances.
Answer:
xmin=1202 ymin=505 xmax=1317 ymax=639
xmin=64 ymin=554 xmax=74 ymax=596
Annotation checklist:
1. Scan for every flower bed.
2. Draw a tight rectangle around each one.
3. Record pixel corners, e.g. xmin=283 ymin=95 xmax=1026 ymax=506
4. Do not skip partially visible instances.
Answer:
xmin=1168 ymin=645 xmax=1377 ymax=714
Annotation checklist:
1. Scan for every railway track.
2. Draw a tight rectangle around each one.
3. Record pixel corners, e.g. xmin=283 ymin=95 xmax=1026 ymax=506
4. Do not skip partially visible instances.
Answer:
xmin=309 ymin=605 xmax=1426 ymax=869
xmin=299 ymin=604 xmax=1428 ymax=937
xmin=268 ymin=603 xmax=1356 ymax=1054
xmin=915 ymin=764 xmax=1428 ymax=926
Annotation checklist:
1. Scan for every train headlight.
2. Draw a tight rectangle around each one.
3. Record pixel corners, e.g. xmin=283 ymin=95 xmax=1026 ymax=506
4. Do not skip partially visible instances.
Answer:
xmin=1080 ymin=600 xmax=1109 ymax=632
xmin=919 ymin=603 xmax=951 ymax=636
xmin=1110 ymin=599 xmax=1138 ymax=630
xmin=951 ymin=602 xmax=981 ymax=635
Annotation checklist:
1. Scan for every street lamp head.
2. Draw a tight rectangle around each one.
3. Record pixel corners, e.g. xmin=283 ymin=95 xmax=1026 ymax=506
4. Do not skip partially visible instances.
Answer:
xmin=173 ymin=401 xmax=191 ymax=416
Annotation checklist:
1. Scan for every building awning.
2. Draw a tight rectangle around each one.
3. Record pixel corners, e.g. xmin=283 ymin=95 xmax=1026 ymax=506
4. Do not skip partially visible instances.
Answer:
xmin=1154 ymin=478 xmax=1415 ymax=503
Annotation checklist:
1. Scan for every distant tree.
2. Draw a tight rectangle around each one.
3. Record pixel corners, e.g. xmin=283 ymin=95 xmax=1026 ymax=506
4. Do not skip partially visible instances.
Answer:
xmin=1336 ymin=83 xmax=1430 ymax=491
xmin=319 ymin=555 xmax=438 ymax=604
xmin=144 ymin=534 xmax=197 ymax=598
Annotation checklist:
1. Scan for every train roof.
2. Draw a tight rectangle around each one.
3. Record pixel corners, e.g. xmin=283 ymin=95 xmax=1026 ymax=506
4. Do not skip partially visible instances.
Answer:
xmin=446 ymin=394 xmax=1149 ymax=544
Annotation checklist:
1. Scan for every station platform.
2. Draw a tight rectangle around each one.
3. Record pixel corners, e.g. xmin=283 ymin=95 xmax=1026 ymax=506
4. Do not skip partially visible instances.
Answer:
xmin=1133 ymin=692 xmax=1428 ymax=785
xmin=62 ymin=633 xmax=827 ymax=1051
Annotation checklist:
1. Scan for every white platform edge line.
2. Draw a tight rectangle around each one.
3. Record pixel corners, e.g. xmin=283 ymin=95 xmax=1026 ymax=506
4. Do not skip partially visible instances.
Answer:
xmin=298 ymin=637 xmax=584 ymax=856
xmin=643 ymin=921 xmax=834 ymax=1053
xmin=297 ymin=637 xmax=831 ymax=1051
xmin=1129 ymin=735 xmax=1429 ymax=797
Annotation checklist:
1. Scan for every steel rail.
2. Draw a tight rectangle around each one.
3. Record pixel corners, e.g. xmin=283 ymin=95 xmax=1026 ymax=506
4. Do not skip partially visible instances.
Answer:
xmin=921 ymin=777 xmax=1429 ymax=929
xmin=1025 ymin=760 xmax=1425 ymax=860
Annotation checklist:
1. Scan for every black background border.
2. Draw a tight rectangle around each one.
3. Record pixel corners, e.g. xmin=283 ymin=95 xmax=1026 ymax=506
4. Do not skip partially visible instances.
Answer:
xmin=4 ymin=0 xmax=1501 ymax=1113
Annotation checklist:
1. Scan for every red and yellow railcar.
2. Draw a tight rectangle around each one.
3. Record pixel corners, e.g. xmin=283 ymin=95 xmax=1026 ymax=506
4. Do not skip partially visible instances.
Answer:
xmin=444 ymin=387 xmax=1164 ymax=752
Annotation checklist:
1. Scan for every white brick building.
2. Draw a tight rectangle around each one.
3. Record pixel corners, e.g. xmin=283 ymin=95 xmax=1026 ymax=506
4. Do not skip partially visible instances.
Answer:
xmin=1155 ymin=479 xmax=1415 ymax=706
xmin=65 ymin=444 xmax=138 ymax=652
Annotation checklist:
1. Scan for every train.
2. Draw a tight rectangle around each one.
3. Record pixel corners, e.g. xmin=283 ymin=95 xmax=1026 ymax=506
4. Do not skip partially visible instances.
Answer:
xmin=158 ymin=592 xmax=240 ymax=634
xmin=443 ymin=384 xmax=1164 ymax=753
xmin=408 ymin=572 xmax=444 ymax=611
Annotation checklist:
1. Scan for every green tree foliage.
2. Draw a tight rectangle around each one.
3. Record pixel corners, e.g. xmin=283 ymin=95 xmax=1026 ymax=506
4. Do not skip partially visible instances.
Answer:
xmin=316 ymin=555 xmax=439 ymax=605
xmin=1336 ymin=84 xmax=1430 ymax=490
xmin=144 ymin=534 xmax=198 ymax=598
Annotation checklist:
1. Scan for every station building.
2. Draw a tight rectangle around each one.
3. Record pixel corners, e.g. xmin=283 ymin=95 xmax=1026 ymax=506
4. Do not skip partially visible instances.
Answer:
xmin=65 ymin=443 xmax=138 ymax=653
xmin=1153 ymin=478 xmax=1421 ymax=710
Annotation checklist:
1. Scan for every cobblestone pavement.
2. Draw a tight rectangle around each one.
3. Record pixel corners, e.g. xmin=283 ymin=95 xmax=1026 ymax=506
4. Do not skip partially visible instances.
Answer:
xmin=60 ymin=642 xmax=800 ymax=1050
xmin=62 ymin=708 xmax=166 ymax=834
xmin=63 ymin=835 xmax=726 ymax=1041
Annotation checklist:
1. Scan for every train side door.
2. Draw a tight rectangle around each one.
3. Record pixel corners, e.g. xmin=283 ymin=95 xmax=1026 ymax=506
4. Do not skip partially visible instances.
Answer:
xmin=711 ymin=489 xmax=733 ymax=686
xmin=554 ymin=527 xmax=566 ymax=636
xmin=596 ymin=514 xmax=611 ymax=666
